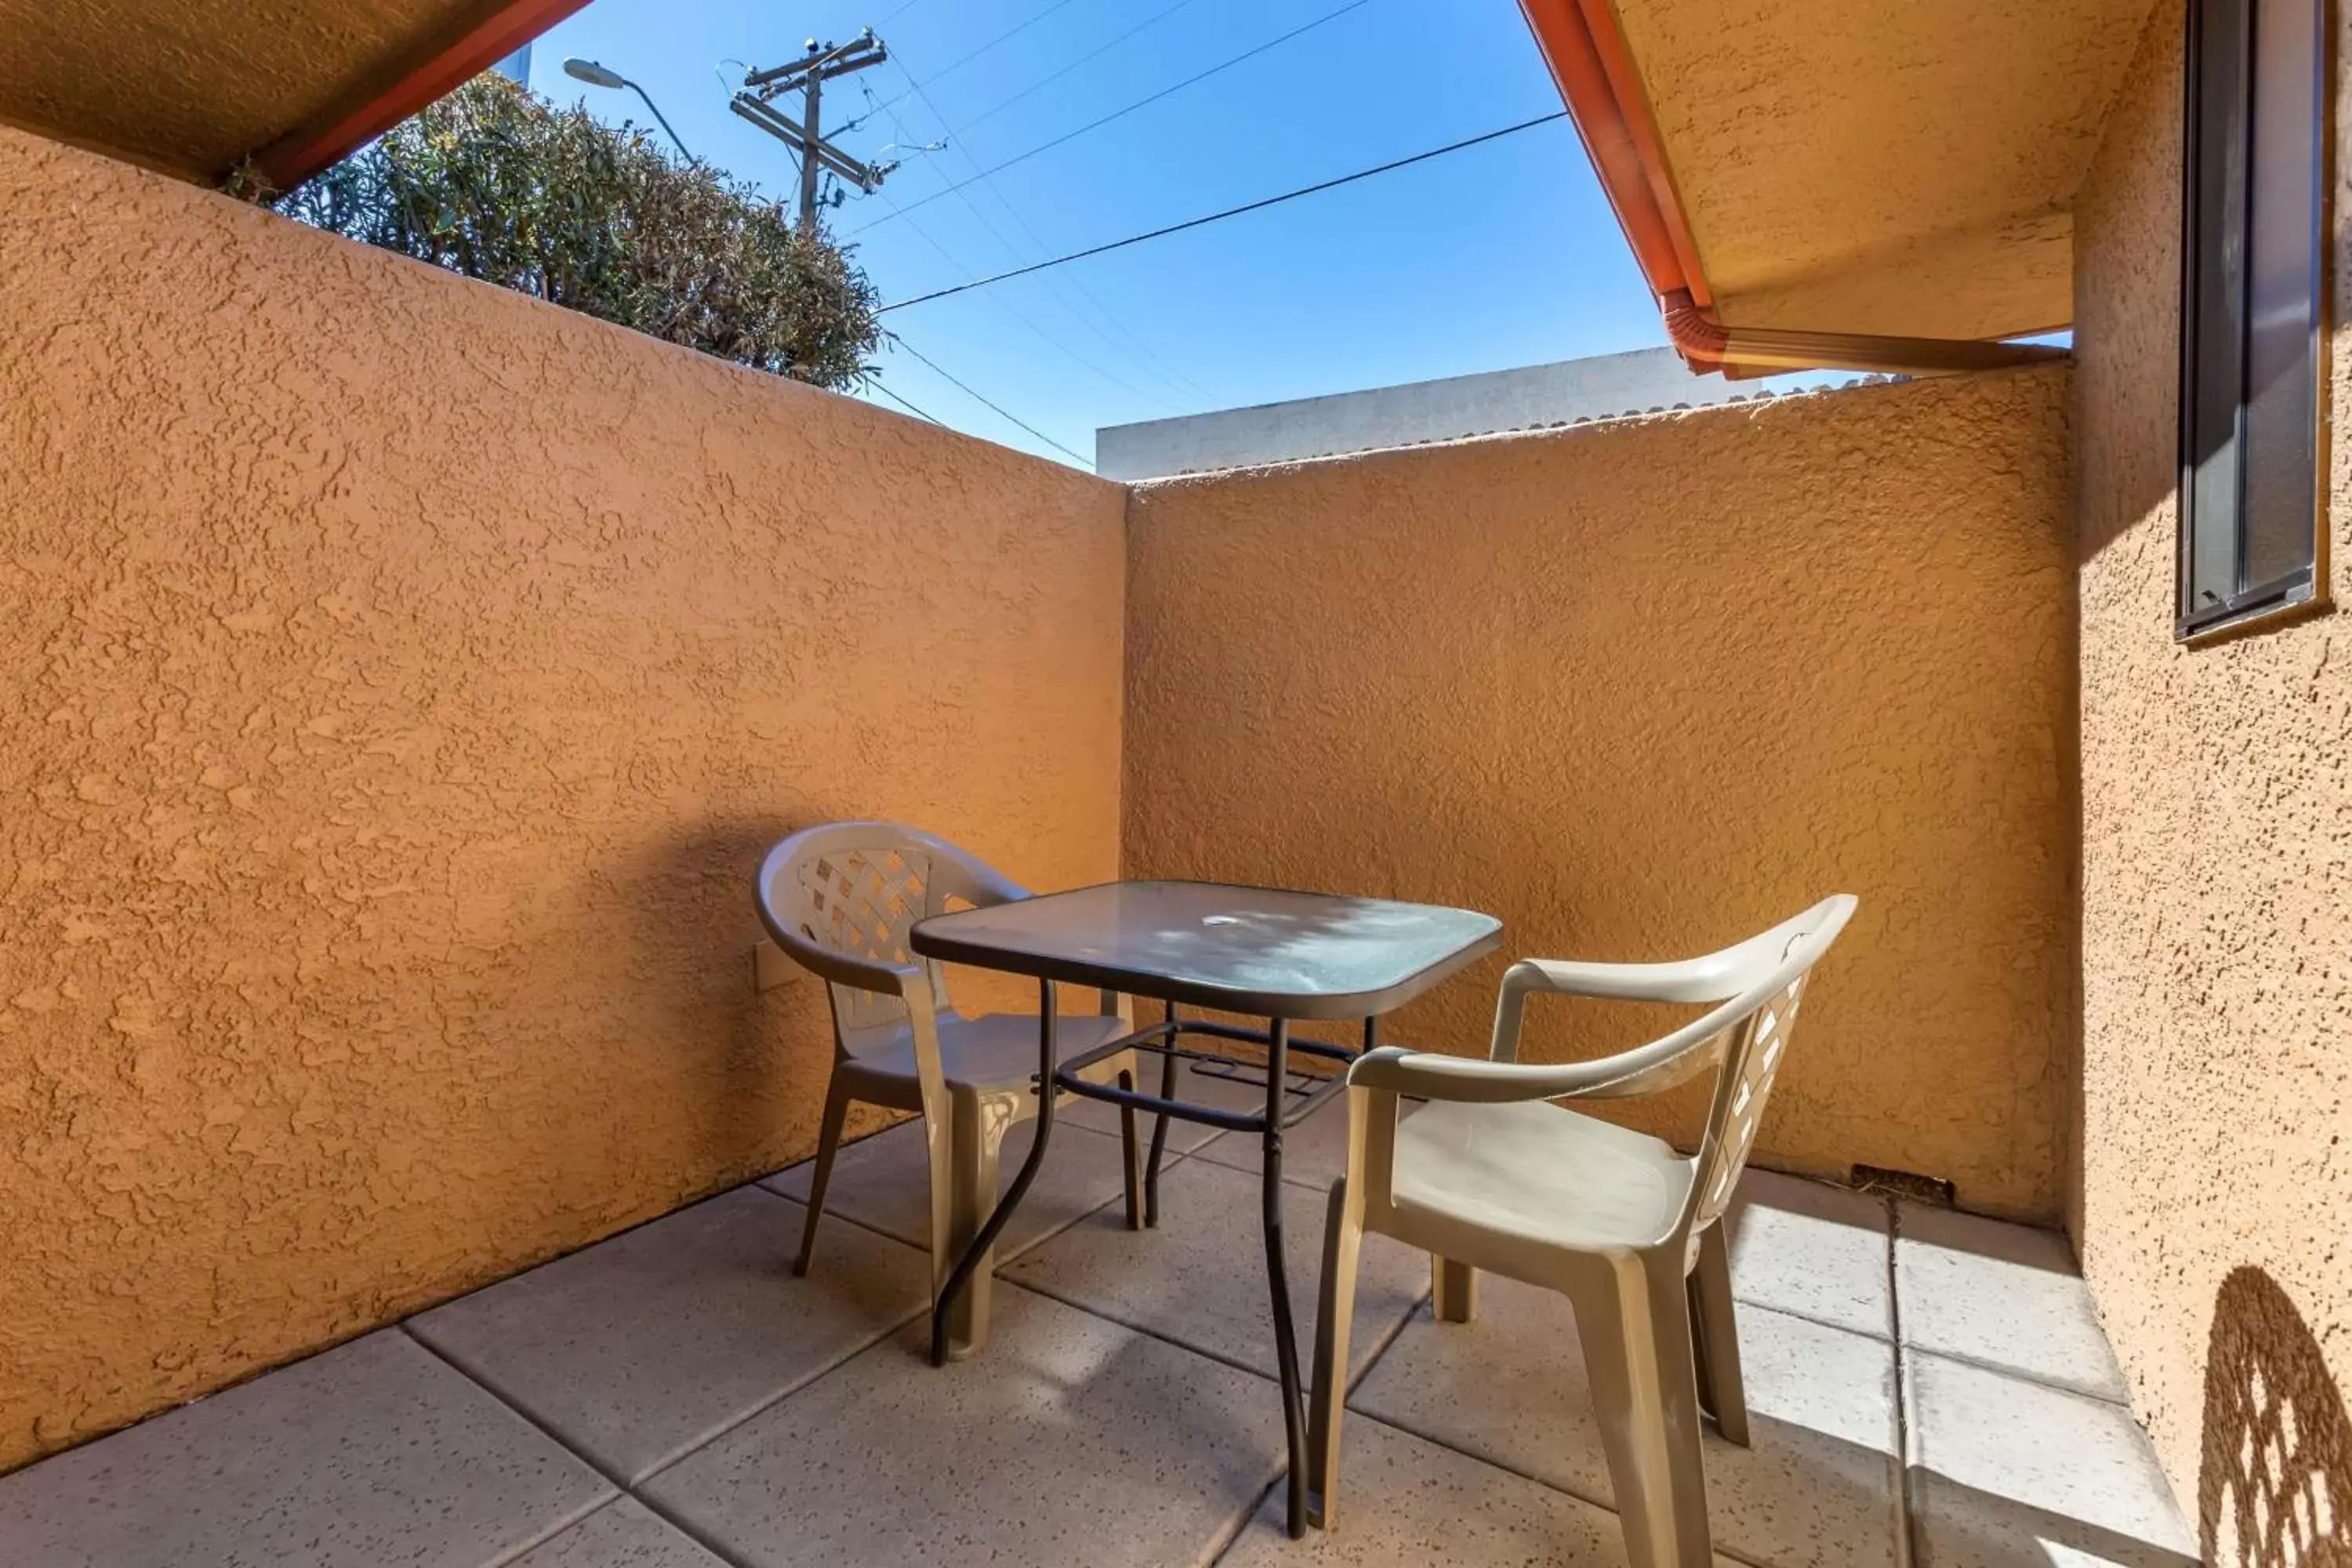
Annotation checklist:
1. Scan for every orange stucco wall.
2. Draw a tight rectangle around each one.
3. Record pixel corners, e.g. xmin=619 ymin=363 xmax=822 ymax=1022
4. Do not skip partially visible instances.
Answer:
xmin=1123 ymin=368 xmax=2077 ymax=1220
xmin=0 ymin=125 xmax=1125 ymax=1472
xmin=2071 ymin=0 xmax=2352 ymax=1534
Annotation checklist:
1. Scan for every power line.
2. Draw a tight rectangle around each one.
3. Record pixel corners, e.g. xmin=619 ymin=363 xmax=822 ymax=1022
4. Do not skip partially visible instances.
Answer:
xmin=847 ymin=0 xmax=1378 ymax=237
xmin=866 ymin=378 xmax=946 ymax=424
xmin=887 ymin=180 xmax=1181 ymax=409
xmin=862 ymin=0 xmax=1088 ymax=120
xmin=961 ymin=0 xmax=1206 ymax=132
xmin=860 ymin=78 xmax=1185 ymax=410
xmin=875 ymin=64 xmax=1215 ymax=407
xmin=887 ymin=333 xmax=1091 ymax=466
xmin=881 ymin=110 xmax=1572 ymax=314
xmin=920 ymin=0 xmax=1087 ymax=88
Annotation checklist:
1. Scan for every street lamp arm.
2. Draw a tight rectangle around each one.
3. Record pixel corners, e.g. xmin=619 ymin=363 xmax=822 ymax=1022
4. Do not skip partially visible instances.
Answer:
xmin=626 ymin=83 xmax=694 ymax=162
xmin=563 ymin=56 xmax=693 ymax=162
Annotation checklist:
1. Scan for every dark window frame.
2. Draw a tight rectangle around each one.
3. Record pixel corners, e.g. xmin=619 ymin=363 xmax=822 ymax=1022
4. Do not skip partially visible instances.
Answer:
xmin=2176 ymin=0 xmax=2333 ymax=642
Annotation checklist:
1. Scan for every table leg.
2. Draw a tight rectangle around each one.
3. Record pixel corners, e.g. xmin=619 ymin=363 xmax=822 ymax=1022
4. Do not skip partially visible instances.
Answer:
xmin=931 ymin=979 xmax=1059 ymax=1368
xmin=1260 ymin=1016 xmax=1308 ymax=1538
xmin=1143 ymin=999 xmax=1178 ymax=1227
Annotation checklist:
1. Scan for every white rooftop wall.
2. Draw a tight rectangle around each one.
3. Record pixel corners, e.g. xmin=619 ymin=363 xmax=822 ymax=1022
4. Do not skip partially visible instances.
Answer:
xmin=1097 ymin=348 xmax=1788 ymax=479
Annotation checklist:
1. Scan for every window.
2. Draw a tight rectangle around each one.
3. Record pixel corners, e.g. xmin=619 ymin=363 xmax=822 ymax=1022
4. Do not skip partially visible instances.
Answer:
xmin=2177 ymin=0 xmax=2331 ymax=640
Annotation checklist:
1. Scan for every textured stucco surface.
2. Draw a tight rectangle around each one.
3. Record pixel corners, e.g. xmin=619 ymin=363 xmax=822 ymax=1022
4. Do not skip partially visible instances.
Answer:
xmin=1124 ymin=368 xmax=2076 ymax=1219
xmin=0 ymin=0 xmax=485 ymax=179
xmin=1610 ymin=0 xmax=2156 ymax=339
xmin=0 ymin=125 xmax=1125 ymax=1473
xmin=2071 ymin=0 xmax=2352 ymax=1541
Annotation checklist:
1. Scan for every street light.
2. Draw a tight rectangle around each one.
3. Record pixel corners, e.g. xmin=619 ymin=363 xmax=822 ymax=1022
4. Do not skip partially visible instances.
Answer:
xmin=563 ymin=57 xmax=694 ymax=162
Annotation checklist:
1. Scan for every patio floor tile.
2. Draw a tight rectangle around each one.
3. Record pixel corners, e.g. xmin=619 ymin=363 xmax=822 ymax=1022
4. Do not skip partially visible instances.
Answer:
xmin=760 ymin=1114 xmax=1141 ymax=1261
xmin=1904 ymin=1349 xmax=2196 ymax=1567
xmin=0 ymin=1329 xmax=612 ymax=1568
xmin=409 ymin=1186 xmax=929 ymax=1482
xmin=1724 ymin=1170 xmax=1893 ymax=1339
xmin=507 ymin=1497 xmax=728 ymax=1567
xmin=1005 ymin=1153 xmax=1430 ymax=1383
xmin=1894 ymin=1203 xmax=2129 ymax=1402
xmin=1348 ymin=1270 xmax=1901 ymax=1568
xmin=1060 ymin=1055 xmax=1270 ymax=1154
xmin=1219 ymin=1411 xmax=1737 ymax=1567
xmin=642 ymin=1283 xmax=1287 ymax=1568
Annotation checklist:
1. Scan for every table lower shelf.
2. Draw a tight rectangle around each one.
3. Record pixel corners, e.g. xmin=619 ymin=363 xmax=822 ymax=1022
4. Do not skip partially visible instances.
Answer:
xmin=1054 ymin=1015 xmax=1362 ymax=1133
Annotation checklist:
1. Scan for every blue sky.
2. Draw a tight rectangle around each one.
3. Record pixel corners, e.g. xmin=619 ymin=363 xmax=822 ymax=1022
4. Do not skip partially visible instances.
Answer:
xmin=521 ymin=0 xmax=1667 ymax=466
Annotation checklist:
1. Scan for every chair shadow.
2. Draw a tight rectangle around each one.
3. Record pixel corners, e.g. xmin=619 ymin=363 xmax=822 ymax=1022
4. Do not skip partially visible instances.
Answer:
xmin=617 ymin=816 xmax=841 ymax=1180
xmin=2198 ymin=1267 xmax=2351 ymax=1567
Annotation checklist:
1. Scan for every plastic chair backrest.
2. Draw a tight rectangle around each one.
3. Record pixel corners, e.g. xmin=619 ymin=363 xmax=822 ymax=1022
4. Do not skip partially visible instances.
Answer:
xmin=756 ymin=822 xmax=1015 ymax=1038
xmin=1680 ymin=895 xmax=1856 ymax=1238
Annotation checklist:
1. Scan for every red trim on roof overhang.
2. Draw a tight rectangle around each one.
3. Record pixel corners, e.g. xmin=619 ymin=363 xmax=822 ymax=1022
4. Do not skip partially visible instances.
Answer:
xmin=252 ymin=0 xmax=593 ymax=190
xmin=1516 ymin=0 xmax=2073 ymax=379
xmin=1517 ymin=0 xmax=1717 ymax=333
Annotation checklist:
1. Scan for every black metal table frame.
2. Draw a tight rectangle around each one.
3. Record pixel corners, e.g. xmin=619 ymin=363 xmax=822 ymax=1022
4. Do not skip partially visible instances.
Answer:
xmin=928 ymin=985 xmax=1377 ymax=1539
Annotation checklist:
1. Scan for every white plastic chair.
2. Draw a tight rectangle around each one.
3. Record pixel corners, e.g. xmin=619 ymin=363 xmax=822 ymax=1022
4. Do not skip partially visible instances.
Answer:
xmin=755 ymin=822 xmax=1144 ymax=1357
xmin=1308 ymin=895 xmax=1857 ymax=1566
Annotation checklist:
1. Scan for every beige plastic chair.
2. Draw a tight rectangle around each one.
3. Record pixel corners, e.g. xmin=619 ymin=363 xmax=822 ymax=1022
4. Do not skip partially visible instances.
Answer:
xmin=755 ymin=822 xmax=1145 ymax=1358
xmin=1308 ymin=895 xmax=1857 ymax=1566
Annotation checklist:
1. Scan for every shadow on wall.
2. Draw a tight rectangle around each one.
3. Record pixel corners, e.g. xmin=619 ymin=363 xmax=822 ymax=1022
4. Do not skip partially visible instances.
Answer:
xmin=624 ymin=816 xmax=816 ymax=1163
xmin=2199 ymin=1267 xmax=2351 ymax=1566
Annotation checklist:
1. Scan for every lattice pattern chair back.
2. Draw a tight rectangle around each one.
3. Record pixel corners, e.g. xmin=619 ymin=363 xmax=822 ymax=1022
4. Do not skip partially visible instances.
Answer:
xmin=788 ymin=840 xmax=942 ymax=1033
xmin=755 ymin=821 xmax=1028 ymax=1048
xmin=1688 ymin=968 xmax=1811 ymax=1235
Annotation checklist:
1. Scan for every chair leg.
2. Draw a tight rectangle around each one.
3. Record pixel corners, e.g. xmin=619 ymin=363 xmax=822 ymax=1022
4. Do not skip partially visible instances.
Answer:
xmin=1563 ymin=1252 xmax=1715 ymax=1568
xmin=1117 ymin=1065 xmax=1144 ymax=1231
xmin=1432 ymin=1256 xmax=1478 ymax=1323
xmin=792 ymin=1073 xmax=854 ymax=1277
xmin=1307 ymin=1177 xmax=1363 ymax=1530
xmin=1687 ymin=1222 xmax=1750 ymax=1446
xmin=936 ymin=1094 xmax=1003 ymax=1360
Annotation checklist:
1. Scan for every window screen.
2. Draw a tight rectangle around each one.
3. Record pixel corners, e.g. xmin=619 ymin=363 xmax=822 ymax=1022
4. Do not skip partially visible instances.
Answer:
xmin=2178 ymin=0 xmax=2328 ymax=639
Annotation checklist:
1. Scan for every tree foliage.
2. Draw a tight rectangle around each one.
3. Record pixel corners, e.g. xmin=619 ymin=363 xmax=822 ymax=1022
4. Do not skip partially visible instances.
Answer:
xmin=274 ymin=74 xmax=879 ymax=389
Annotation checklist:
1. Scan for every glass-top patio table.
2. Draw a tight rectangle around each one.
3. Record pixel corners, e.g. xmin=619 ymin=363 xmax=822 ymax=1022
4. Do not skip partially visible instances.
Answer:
xmin=909 ymin=879 xmax=1503 ymax=1537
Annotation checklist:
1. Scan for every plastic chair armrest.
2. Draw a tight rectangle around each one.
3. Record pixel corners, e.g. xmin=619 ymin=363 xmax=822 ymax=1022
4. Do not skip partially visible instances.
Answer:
xmin=1507 ymin=955 xmax=1740 ymax=1004
xmin=1349 ymin=1045 xmax=1658 ymax=1104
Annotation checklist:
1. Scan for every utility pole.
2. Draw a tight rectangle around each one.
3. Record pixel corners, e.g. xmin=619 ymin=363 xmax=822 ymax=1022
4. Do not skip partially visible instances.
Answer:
xmin=731 ymin=31 xmax=893 ymax=230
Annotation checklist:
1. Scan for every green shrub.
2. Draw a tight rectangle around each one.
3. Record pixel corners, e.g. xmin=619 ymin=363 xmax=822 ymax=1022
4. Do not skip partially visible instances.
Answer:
xmin=272 ymin=74 xmax=879 ymax=389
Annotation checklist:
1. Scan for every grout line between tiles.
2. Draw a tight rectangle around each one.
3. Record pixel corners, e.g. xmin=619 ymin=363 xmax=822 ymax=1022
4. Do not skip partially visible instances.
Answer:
xmin=996 ymin=1269 xmax=1349 ymax=1391
xmin=1200 ymin=1475 xmax=1286 ymax=1568
xmin=1896 ymin=1341 xmax=2134 ymax=1409
xmin=1306 ymin=1403 xmax=1797 ymax=1568
xmin=757 ymin=1116 xmax=1216 ymax=1267
xmin=625 ymin=1305 xmax=931 ymax=1488
xmin=434 ymin=1125 xmax=1920 ymax=1568
xmin=1886 ymin=1195 xmax=1915 ymax=1568
xmin=1726 ymin=1290 xmax=1894 ymax=1346
xmin=399 ymin=1324 xmax=763 ymax=1568
xmin=400 ymin=1324 xmax=633 ymax=1496
xmin=1331 ymin=1281 xmax=1888 ymax=1568
xmin=1343 ymin=1277 xmax=1438 ymax=1398
xmin=971 ymin=1276 xmax=1297 ymax=1568
xmin=1340 ymin=1388 xmax=1628 ymax=1519
xmin=477 ymin=1493 xmax=623 ymax=1568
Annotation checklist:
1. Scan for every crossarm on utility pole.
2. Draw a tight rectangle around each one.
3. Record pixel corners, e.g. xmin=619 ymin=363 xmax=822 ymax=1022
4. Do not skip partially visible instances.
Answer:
xmin=728 ymin=97 xmax=880 ymax=188
xmin=737 ymin=30 xmax=895 ymax=227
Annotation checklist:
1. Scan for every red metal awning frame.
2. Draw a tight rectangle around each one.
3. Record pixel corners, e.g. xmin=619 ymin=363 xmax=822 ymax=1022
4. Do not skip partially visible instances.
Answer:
xmin=1517 ymin=0 xmax=1722 ymax=351
xmin=252 ymin=0 xmax=594 ymax=190
xmin=1516 ymin=0 xmax=2068 ymax=378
